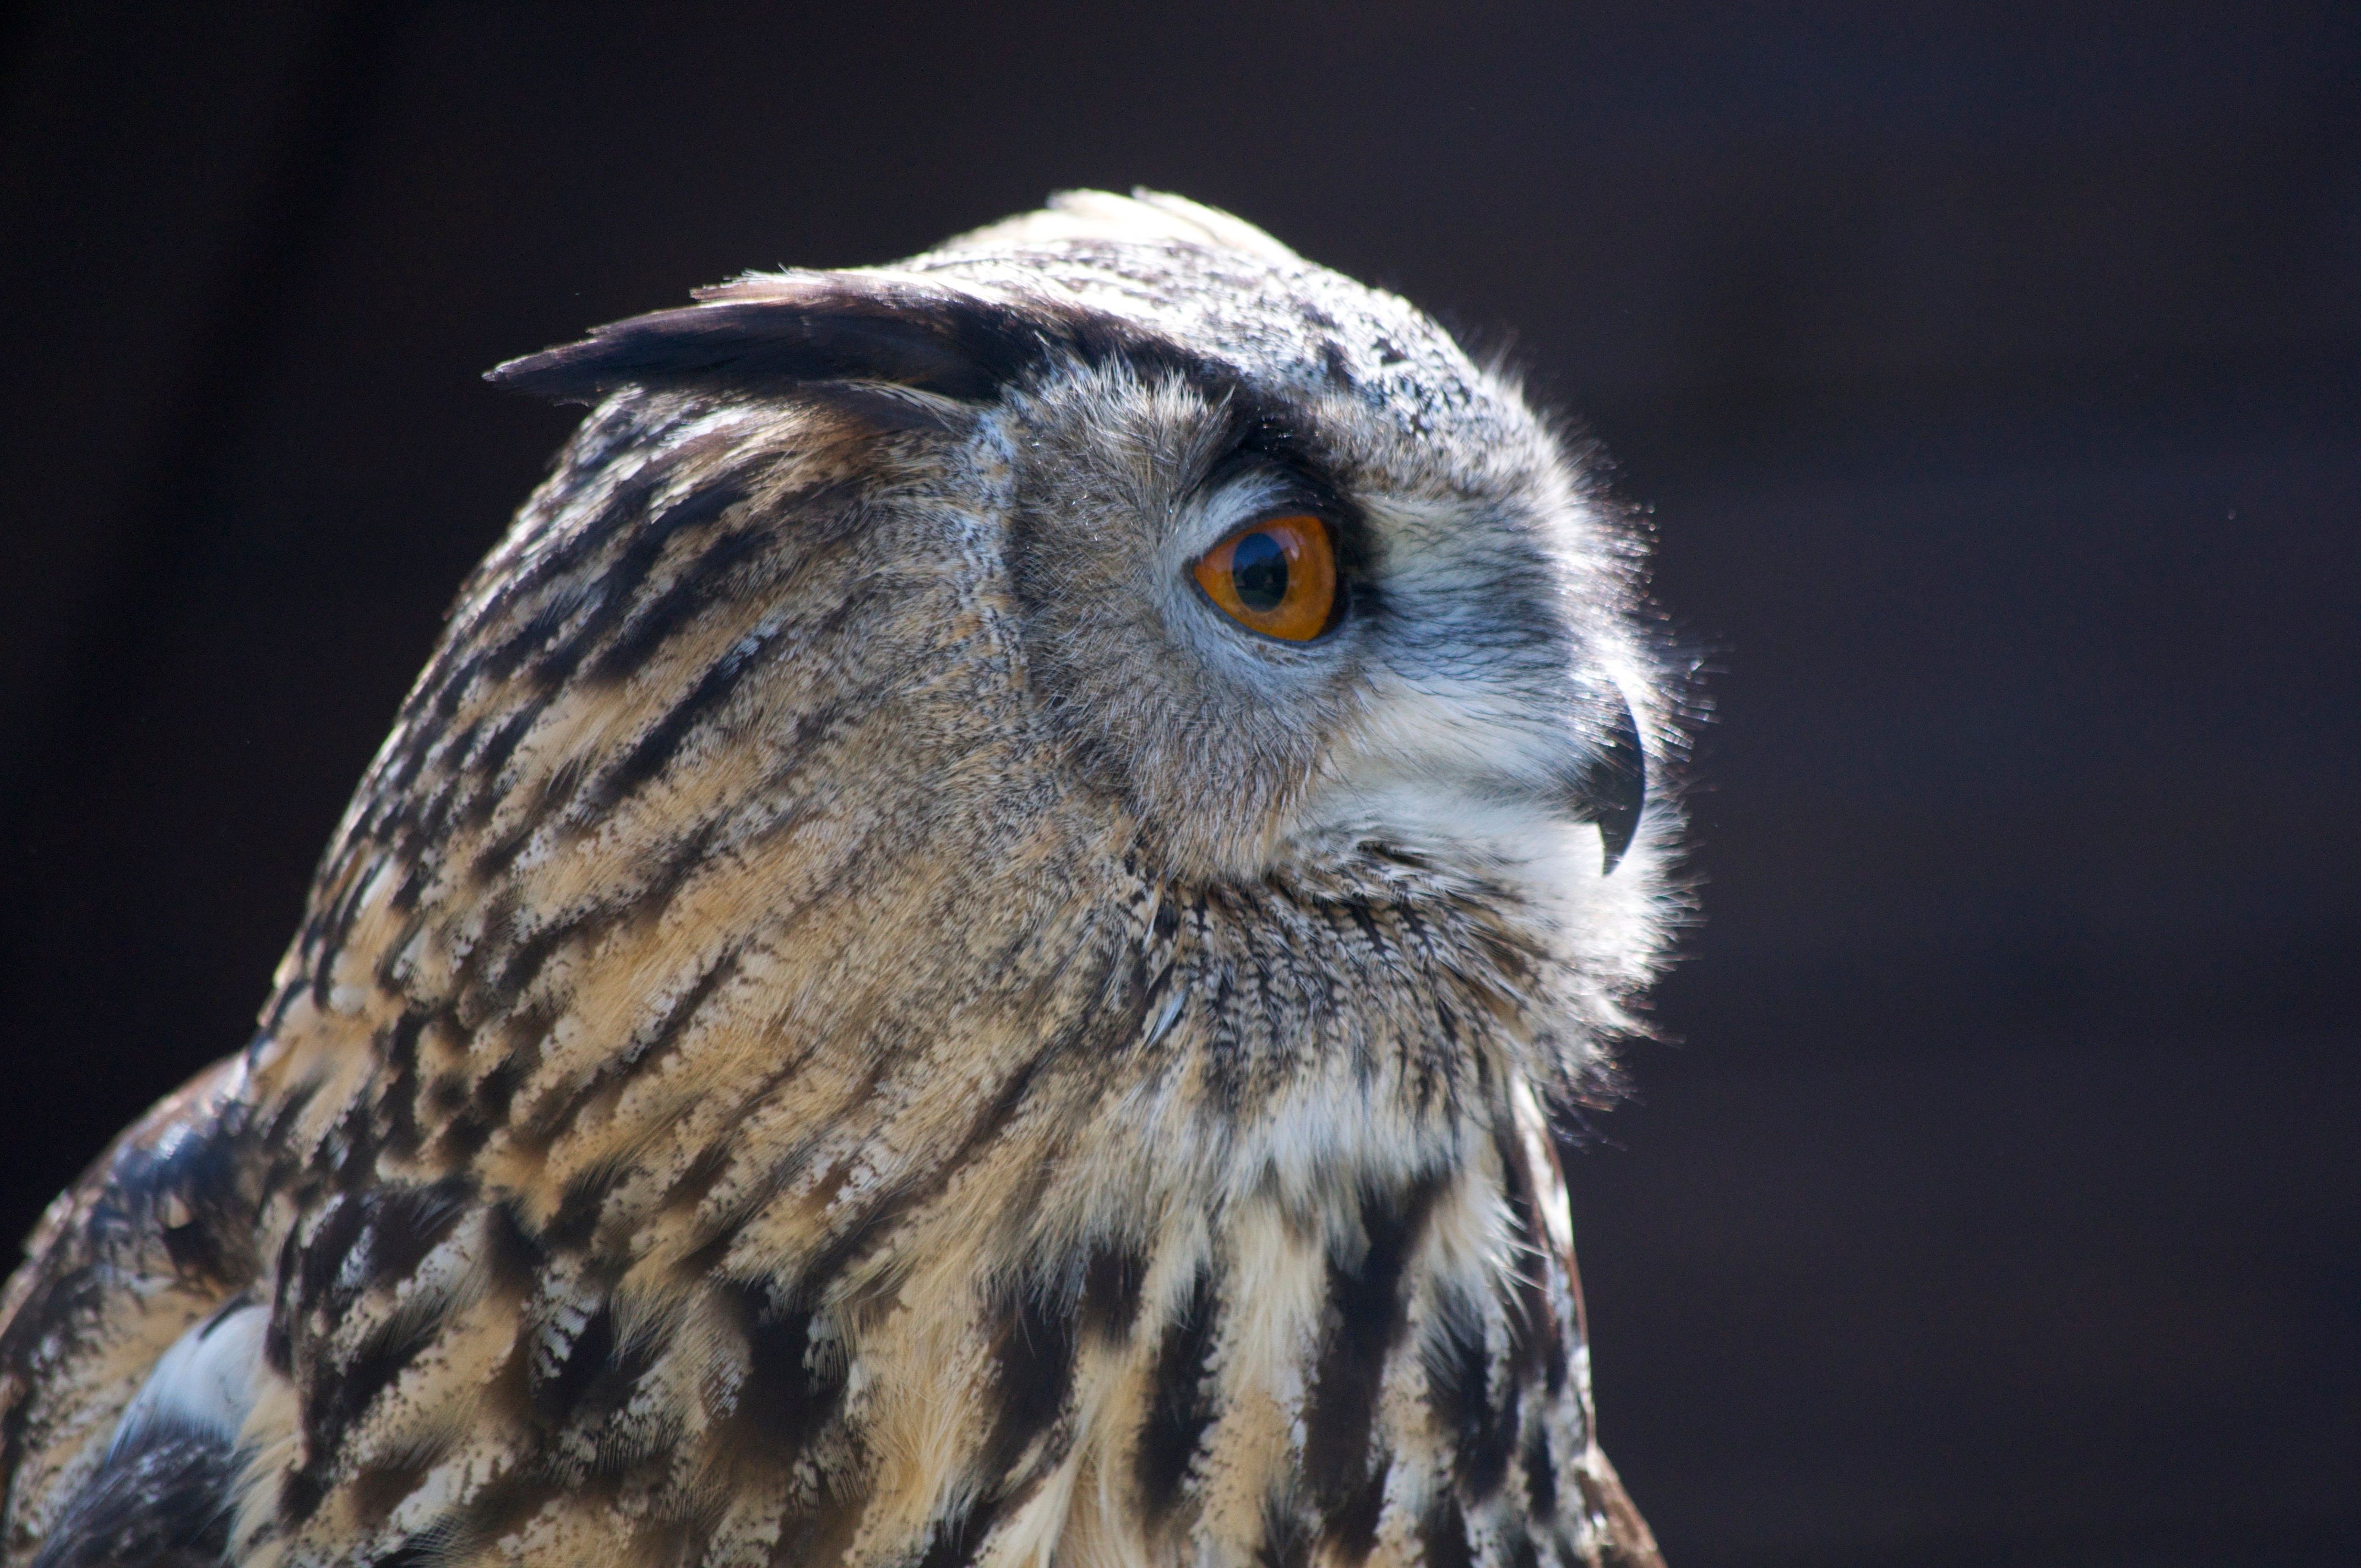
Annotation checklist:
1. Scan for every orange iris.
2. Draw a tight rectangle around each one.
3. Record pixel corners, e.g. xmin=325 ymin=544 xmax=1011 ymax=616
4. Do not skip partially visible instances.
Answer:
xmin=1190 ymin=515 xmax=1339 ymax=642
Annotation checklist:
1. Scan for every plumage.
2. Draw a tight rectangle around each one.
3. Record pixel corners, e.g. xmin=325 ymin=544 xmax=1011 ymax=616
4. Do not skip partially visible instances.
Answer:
xmin=0 ymin=192 xmax=1679 ymax=1568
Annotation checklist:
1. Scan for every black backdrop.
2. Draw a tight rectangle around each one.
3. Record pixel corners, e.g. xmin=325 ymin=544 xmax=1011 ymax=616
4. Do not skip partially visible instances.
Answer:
xmin=2 ymin=4 xmax=2354 ymax=1564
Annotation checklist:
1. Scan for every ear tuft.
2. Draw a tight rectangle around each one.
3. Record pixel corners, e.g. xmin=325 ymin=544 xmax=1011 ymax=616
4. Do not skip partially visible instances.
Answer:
xmin=486 ymin=274 xmax=1052 ymax=405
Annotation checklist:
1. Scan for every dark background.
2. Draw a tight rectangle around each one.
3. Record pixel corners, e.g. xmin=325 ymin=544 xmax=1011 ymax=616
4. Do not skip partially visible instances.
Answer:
xmin=2 ymin=3 xmax=2354 ymax=1564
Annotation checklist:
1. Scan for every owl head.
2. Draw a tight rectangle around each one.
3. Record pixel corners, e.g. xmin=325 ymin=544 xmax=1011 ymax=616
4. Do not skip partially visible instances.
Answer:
xmin=275 ymin=190 xmax=1678 ymax=1183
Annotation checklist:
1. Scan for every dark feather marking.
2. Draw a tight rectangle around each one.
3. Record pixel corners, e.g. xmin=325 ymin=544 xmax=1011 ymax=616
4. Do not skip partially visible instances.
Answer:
xmin=354 ymin=1177 xmax=476 ymax=1295
xmin=658 ymin=989 xmax=902 ymax=1279
xmin=483 ymin=1198 xmax=550 ymax=1292
xmin=287 ymin=1186 xmax=478 ymax=1479
xmin=479 ymin=577 xmax=594 ymax=685
xmin=1328 ymin=1449 xmax=1392 ymax=1564
xmin=1198 ymin=968 xmax=1244 ymax=1114
xmin=532 ymin=1302 xmax=665 ymax=1434
xmin=1304 ymin=1178 xmax=1439 ymax=1540
xmin=463 ymin=736 xmax=603 ymax=888
xmin=521 ymin=941 xmax=741 ymax=1151
xmin=762 ymin=1480 xmax=875 ymax=1568
xmin=1492 ymin=1121 xmax=1559 ymax=1390
xmin=1433 ymin=1000 xmax=1461 ymax=1049
xmin=255 ymin=1072 xmax=316 ymax=1153
xmin=276 ymin=1466 xmax=324 ymax=1529
xmin=663 ymin=1137 xmax=739 ymax=1219
xmin=304 ymin=863 xmax=382 ymax=1009
xmin=462 ymin=744 xmax=564 ymax=884
xmin=1320 ymin=339 xmax=1357 ymax=390
xmin=911 ymin=1499 xmax=994 ymax=1568
xmin=295 ymin=1300 xmax=449 ymax=1518
xmin=769 ymin=1171 xmax=915 ymax=1313
xmin=1522 ymin=1425 xmax=1558 ymax=1520
xmin=1492 ymin=1119 xmax=1568 ymax=1398
xmin=1224 ymin=895 xmax=1285 ymax=1080
xmin=529 ymin=1296 xmax=611 ymax=1420
xmin=588 ymin=611 xmax=801 ymax=810
xmin=534 ymin=751 xmax=597 ymax=825
xmin=544 ymin=1163 xmax=624 ymax=1253
xmin=420 ymin=643 xmax=474 ymax=726
xmin=471 ymin=1049 xmax=529 ymax=1129
xmin=382 ymin=1009 xmax=427 ymax=1074
xmin=475 ymin=916 xmax=575 ymax=1017
xmin=1509 ymin=1533 xmax=1542 ymax=1568
xmin=0 ymin=1332 xmax=32 ymax=1506
xmin=721 ymin=1282 xmax=851 ymax=1453
xmin=79 ymin=1099 xmax=260 ymax=1288
xmin=321 ymin=1096 xmax=384 ymax=1194
xmin=376 ymin=705 xmax=463 ymax=804
xmin=669 ymin=1135 xmax=822 ymax=1284
xmin=1423 ymin=1283 xmax=1519 ymax=1503
xmin=399 ymin=766 xmax=475 ymax=877
xmin=430 ymin=1107 xmax=493 ymax=1165
xmin=907 ymin=1461 xmax=1055 ymax=1568
xmin=347 ymin=1454 xmax=435 ymax=1531
xmin=982 ymin=1280 xmax=1079 ymax=1482
xmin=453 ymin=697 xmax=554 ymax=832
xmin=27 ymin=1424 xmax=237 ymax=1568
xmin=385 ymin=856 xmax=431 ymax=917
xmin=464 ymin=446 xmax=677 ymax=634
xmin=625 ymin=817 xmax=730 ymax=929
xmin=436 ymin=1468 xmax=621 ymax=1568
xmin=295 ymin=1194 xmax=367 ymax=1316
xmin=522 ymin=475 xmax=754 ymax=694
xmin=776 ymin=1004 xmax=1089 ymax=1312
xmin=265 ymin=1228 xmax=302 ymax=1375
xmin=584 ymin=509 xmax=767 ymax=683
xmin=1135 ymin=1264 xmax=1220 ymax=1524
xmin=1079 ymin=1240 xmax=1149 ymax=1346
xmin=1422 ymin=1495 xmax=1476 ymax=1568
xmin=440 ymin=885 xmax=522 ymax=1026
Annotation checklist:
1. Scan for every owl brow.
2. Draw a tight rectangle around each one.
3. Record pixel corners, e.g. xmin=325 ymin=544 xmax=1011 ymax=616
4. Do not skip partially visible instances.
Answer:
xmin=1198 ymin=400 xmax=1375 ymax=589
xmin=1201 ymin=406 xmax=1346 ymax=515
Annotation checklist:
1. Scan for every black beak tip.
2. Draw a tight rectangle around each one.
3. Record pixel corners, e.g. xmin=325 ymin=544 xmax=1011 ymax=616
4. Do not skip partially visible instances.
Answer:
xmin=1568 ymin=691 xmax=1646 ymax=875
xmin=1596 ymin=800 xmax=1640 ymax=876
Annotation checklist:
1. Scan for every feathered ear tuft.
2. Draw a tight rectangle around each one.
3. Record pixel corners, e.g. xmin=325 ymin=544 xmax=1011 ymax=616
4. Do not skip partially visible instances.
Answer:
xmin=485 ymin=273 xmax=1056 ymax=405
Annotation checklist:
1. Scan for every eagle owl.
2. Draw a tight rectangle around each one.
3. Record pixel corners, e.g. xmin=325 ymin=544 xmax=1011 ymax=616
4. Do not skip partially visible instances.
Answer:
xmin=0 ymin=192 xmax=1677 ymax=1568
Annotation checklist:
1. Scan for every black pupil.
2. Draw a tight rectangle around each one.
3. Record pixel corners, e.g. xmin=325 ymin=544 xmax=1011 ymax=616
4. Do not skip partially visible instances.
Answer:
xmin=1231 ymin=530 xmax=1289 ymax=613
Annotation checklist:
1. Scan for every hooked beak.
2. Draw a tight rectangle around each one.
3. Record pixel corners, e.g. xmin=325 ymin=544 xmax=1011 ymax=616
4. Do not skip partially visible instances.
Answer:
xmin=1555 ymin=689 xmax=1646 ymax=874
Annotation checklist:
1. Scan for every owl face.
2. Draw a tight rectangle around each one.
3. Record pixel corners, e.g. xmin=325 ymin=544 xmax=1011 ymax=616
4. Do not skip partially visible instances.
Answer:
xmin=994 ymin=357 xmax=1645 ymax=916
xmin=494 ymin=192 xmax=1663 ymax=987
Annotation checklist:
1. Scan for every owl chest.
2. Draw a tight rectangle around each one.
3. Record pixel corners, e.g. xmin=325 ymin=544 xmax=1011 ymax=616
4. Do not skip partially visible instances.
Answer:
xmin=760 ymin=1113 xmax=1601 ymax=1568
xmin=240 ymin=1129 xmax=1586 ymax=1568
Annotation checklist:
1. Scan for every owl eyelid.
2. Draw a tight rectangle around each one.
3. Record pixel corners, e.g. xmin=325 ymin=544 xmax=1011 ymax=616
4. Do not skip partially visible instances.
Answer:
xmin=1176 ymin=475 xmax=1318 ymax=551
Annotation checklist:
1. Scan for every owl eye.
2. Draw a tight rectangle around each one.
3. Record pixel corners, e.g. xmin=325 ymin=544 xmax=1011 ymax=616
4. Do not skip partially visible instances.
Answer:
xmin=1190 ymin=515 xmax=1340 ymax=642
